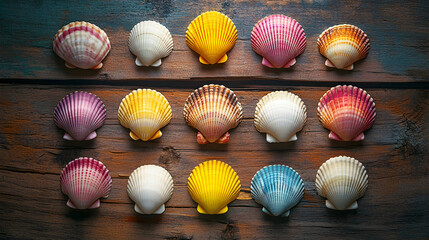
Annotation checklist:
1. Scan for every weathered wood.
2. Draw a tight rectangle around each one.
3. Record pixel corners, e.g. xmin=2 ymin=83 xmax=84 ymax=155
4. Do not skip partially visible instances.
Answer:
xmin=1 ymin=169 xmax=427 ymax=239
xmin=0 ymin=85 xmax=428 ymax=239
xmin=1 ymin=0 xmax=429 ymax=239
xmin=0 ymin=0 xmax=428 ymax=82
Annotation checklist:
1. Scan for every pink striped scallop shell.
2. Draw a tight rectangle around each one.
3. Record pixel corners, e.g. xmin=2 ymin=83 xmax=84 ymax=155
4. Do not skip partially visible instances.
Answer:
xmin=251 ymin=15 xmax=306 ymax=68
xmin=53 ymin=21 xmax=111 ymax=69
xmin=54 ymin=91 xmax=106 ymax=141
xmin=60 ymin=157 xmax=112 ymax=209
xmin=317 ymin=85 xmax=376 ymax=141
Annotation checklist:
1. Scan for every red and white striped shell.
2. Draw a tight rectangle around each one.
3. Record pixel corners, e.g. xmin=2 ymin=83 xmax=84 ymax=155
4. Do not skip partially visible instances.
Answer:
xmin=53 ymin=21 xmax=111 ymax=69
xmin=60 ymin=157 xmax=112 ymax=209
xmin=317 ymin=85 xmax=376 ymax=141
xmin=251 ymin=15 xmax=306 ymax=68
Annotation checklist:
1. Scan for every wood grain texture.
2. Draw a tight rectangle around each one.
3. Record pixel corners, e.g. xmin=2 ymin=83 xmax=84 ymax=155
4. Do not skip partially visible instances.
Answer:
xmin=1 ymin=0 xmax=429 ymax=239
xmin=0 ymin=0 xmax=429 ymax=82
xmin=0 ymin=85 xmax=428 ymax=239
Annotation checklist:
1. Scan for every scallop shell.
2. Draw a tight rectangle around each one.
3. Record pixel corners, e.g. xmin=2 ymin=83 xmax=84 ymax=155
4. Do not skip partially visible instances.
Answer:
xmin=317 ymin=24 xmax=370 ymax=70
xmin=118 ymin=89 xmax=172 ymax=141
xmin=251 ymin=15 xmax=306 ymax=68
xmin=54 ymin=91 xmax=106 ymax=141
xmin=188 ymin=160 xmax=241 ymax=214
xmin=53 ymin=21 xmax=111 ymax=69
xmin=60 ymin=157 xmax=112 ymax=209
xmin=183 ymin=84 xmax=243 ymax=144
xmin=128 ymin=21 xmax=173 ymax=67
xmin=186 ymin=11 xmax=237 ymax=64
xmin=127 ymin=165 xmax=174 ymax=214
xmin=254 ymin=91 xmax=307 ymax=143
xmin=315 ymin=156 xmax=368 ymax=210
xmin=251 ymin=165 xmax=304 ymax=217
xmin=317 ymin=85 xmax=376 ymax=141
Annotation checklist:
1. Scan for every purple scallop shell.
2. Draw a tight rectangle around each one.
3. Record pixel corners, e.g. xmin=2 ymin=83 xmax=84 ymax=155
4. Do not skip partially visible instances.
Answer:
xmin=60 ymin=157 xmax=112 ymax=209
xmin=251 ymin=15 xmax=306 ymax=68
xmin=54 ymin=91 xmax=106 ymax=141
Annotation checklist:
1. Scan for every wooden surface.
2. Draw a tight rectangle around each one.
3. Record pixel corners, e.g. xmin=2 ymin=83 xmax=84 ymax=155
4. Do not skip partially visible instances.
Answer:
xmin=1 ymin=0 xmax=429 ymax=83
xmin=1 ymin=0 xmax=429 ymax=239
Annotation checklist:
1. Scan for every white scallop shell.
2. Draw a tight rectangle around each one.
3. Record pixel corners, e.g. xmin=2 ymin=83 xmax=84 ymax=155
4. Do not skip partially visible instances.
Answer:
xmin=127 ymin=165 xmax=174 ymax=214
xmin=129 ymin=21 xmax=173 ymax=67
xmin=315 ymin=156 xmax=368 ymax=210
xmin=254 ymin=91 xmax=307 ymax=143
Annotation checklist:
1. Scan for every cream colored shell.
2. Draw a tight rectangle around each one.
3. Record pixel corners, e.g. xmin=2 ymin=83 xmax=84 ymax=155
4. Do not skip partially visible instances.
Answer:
xmin=315 ymin=156 xmax=368 ymax=210
xmin=118 ymin=89 xmax=172 ymax=141
xmin=129 ymin=21 xmax=173 ymax=67
xmin=127 ymin=165 xmax=174 ymax=214
xmin=254 ymin=91 xmax=307 ymax=143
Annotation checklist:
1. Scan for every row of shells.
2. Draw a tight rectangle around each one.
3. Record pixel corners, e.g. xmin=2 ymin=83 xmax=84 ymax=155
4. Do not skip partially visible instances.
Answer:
xmin=61 ymin=157 xmax=368 ymax=216
xmin=55 ymin=84 xmax=376 ymax=143
xmin=53 ymin=12 xmax=369 ymax=70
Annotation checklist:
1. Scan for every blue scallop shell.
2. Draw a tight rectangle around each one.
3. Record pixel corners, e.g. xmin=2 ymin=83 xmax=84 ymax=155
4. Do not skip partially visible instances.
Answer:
xmin=251 ymin=165 xmax=304 ymax=217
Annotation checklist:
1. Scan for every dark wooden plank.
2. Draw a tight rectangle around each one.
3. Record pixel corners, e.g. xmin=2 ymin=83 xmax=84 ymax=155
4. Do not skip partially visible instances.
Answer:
xmin=0 ymin=84 xmax=428 ymax=239
xmin=1 ymin=170 xmax=427 ymax=239
xmin=0 ymin=86 xmax=427 ymax=171
xmin=1 ymin=0 xmax=429 ymax=82
xmin=1 ymin=0 xmax=429 ymax=239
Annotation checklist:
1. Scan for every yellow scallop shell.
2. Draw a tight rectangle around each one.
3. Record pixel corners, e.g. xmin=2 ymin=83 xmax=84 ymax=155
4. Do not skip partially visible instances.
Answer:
xmin=118 ymin=89 xmax=172 ymax=141
xmin=186 ymin=11 xmax=237 ymax=64
xmin=188 ymin=160 xmax=241 ymax=214
xmin=317 ymin=24 xmax=370 ymax=70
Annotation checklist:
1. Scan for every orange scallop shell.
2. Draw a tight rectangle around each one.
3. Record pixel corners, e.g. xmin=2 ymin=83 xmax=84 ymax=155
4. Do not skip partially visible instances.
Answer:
xmin=317 ymin=24 xmax=369 ymax=70
xmin=183 ymin=84 xmax=242 ymax=144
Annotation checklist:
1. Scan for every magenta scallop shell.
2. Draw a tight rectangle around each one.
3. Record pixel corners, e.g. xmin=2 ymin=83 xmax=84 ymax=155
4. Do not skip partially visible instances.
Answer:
xmin=60 ymin=157 xmax=112 ymax=209
xmin=317 ymin=85 xmax=376 ymax=141
xmin=54 ymin=91 xmax=106 ymax=141
xmin=251 ymin=15 xmax=306 ymax=68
